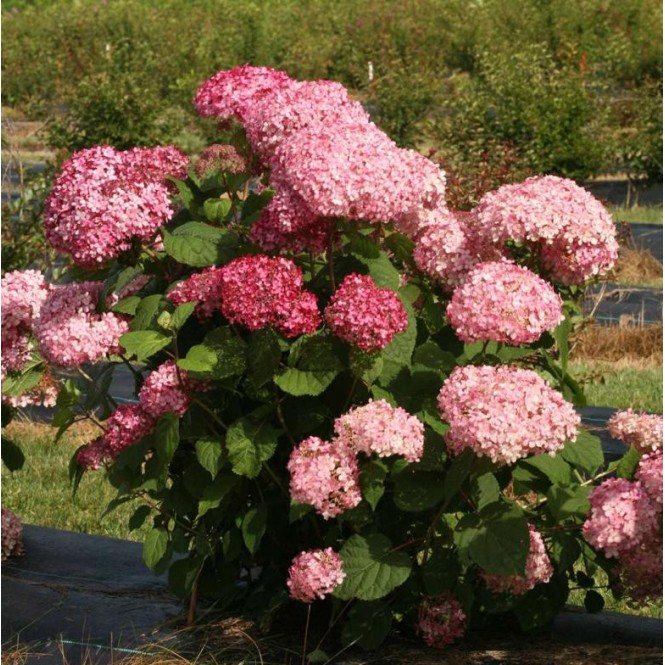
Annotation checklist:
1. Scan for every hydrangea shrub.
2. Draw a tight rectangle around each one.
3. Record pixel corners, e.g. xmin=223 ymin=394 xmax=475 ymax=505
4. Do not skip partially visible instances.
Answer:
xmin=1 ymin=66 xmax=660 ymax=654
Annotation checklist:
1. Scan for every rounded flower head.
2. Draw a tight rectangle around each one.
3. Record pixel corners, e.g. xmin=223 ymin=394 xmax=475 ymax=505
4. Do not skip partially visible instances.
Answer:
xmin=334 ymin=399 xmax=424 ymax=463
xmin=635 ymin=450 xmax=663 ymax=507
xmin=138 ymin=360 xmax=204 ymax=419
xmin=44 ymin=145 xmax=187 ymax=268
xmin=437 ymin=365 xmax=580 ymax=466
xmin=473 ymin=175 xmax=618 ymax=284
xmin=607 ymin=410 xmax=663 ymax=454
xmin=446 ymin=261 xmax=564 ymax=345
xmin=35 ymin=281 xmax=129 ymax=367
xmin=219 ymin=255 xmax=320 ymax=337
xmin=194 ymin=144 xmax=250 ymax=180
xmin=76 ymin=438 xmax=109 ymax=471
xmin=167 ymin=267 xmax=225 ymax=321
xmin=287 ymin=436 xmax=361 ymax=519
xmin=417 ymin=593 xmax=466 ymax=649
xmin=1 ymin=508 xmax=24 ymax=562
xmin=481 ymin=525 xmax=553 ymax=595
xmin=287 ymin=548 xmax=346 ymax=603
xmin=102 ymin=403 xmax=157 ymax=456
xmin=616 ymin=531 xmax=663 ymax=602
xmin=582 ymin=477 xmax=658 ymax=559
xmin=324 ymin=273 xmax=407 ymax=352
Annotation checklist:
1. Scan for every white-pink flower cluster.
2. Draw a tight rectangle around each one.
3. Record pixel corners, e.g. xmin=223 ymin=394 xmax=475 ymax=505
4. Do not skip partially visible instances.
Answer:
xmin=446 ymin=261 xmax=564 ymax=345
xmin=334 ymin=399 xmax=425 ymax=463
xmin=35 ymin=281 xmax=129 ymax=367
xmin=287 ymin=436 xmax=361 ymax=520
xmin=472 ymin=175 xmax=618 ymax=284
xmin=417 ymin=592 xmax=466 ymax=649
xmin=324 ymin=274 xmax=407 ymax=352
xmin=44 ymin=145 xmax=188 ymax=268
xmin=437 ymin=365 xmax=580 ymax=466
xmin=635 ymin=450 xmax=662 ymax=507
xmin=287 ymin=548 xmax=346 ymax=603
xmin=607 ymin=409 xmax=663 ymax=454
xmin=2 ymin=507 xmax=25 ymax=561
xmin=481 ymin=525 xmax=553 ymax=595
xmin=1 ymin=270 xmax=51 ymax=375
xmin=138 ymin=360 xmax=202 ymax=419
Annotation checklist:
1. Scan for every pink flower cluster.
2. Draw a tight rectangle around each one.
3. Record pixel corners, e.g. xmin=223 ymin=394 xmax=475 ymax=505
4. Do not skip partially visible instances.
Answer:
xmin=220 ymin=255 xmax=321 ymax=337
xmin=168 ymin=267 xmax=225 ymax=321
xmin=324 ymin=274 xmax=407 ymax=352
xmin=194 ymin=144 xmax=250 ymax=180
xmin=287 ymin=548 xmax=346 ymax=603
xmin=437 ymin=365 xmax=580 ymax=466
xmin=44 ymin=145 xmax=188 ymax=267
xmin=473 ymin=176 xmax=618 ymax=284
xmin=417 ymin=592 xmax=466 ymax=649
xmin=1 ymin=270 xmax=51 ymax=378
xmin=35 ymin=281 xmax=129 ymax=367
xmin=582 ymin=477 xmax=658 ymax=559
xmin=616 ymin=535 xmax=663 ymax=602
xmin=481 ymin=525 xmax=553 ymax=595
xmin=1 ymin=508 xmax=24 ymax=562
xmin=138 ymin=360 xmax=201 ymax=419
xmin=635 ymin=450 xmax=662 ymax=507
xmin=446 ymin=261 xmax=564 ymax=345
xmin=334 ymin=399 xmax=424 ymax=463
xmin=2 ymin=372 xmax=59 ymax=409
xmin=607 ymin=409 xmax=663 ymax=453
xmin=287 ymin=436 xmax=361 ymax=519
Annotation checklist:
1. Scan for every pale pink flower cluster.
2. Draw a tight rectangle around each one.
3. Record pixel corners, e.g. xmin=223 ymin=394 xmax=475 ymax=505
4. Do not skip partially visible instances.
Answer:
xmin=334 ymin=399 xmax=424 ymax=463
xmin=219 ymin=255 xmax=320 ymax=337
xmin=582 ymin=478 xmax=658 ymax=559
xmin=635 ymin=450 xmax=662 ymax=507
xmin=138 ymin=360 xmax=203 ymax=419
xmin=35 ymin=281 xmax=129 ymax=367
xmin=481 ymin=525 xmax=553 ymax=595
xmin=1 ymin=270 xmax=51 ymax=375
xmin=446 ymin=261 xmax=564 ymax=345
xmin=437 ymin=365 xmax=580 ymax=466
xmin=168 ymin=267 xmax=225 ymax=321
xmin=473 ymin=175 xmax=618 ymax=284
xmin=417 ymin=592 xmax=466 ymax=649
xmin=44 ymin=145 xmax=188 ymax=267
xmin=324 ymin=274 xmax=407 ymax=352
xmin=1 ymin=508 xmax=24 ymax=562
xmin=287 ymin=548 xmax=346 ymax=603
xmin=607 ymin=409 xmax=663 ymax=453
xmin=287 ymin=436 xmax=362 ymax=519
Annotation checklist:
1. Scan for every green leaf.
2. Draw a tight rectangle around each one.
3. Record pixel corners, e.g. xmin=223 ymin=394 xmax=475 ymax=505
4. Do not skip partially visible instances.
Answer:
xmin=553 ymin=316 xmax=571 ymax=372
xmin=128 ymin=505 xmax=151 ymax=531
xmin=289 ymin=501 xmax=313 ymax=524
xmin=196 ymin=437 xmax=225 ymax=478
xmin=349 ymin=347 xmax=383 ymax=385
xmin=247 ymin=328 xmax=282 ymax=389
xmin=171 ymin=302 xmax=196 ymax=331
xmin=443 ymin=449 xmax=475 ymax=503
xmin=413 ymin=341 xmax=456 ymax=374
xmin=241 ymin=505 xmax=268 ymax=555
xmin=470 ymin=473 xmax=501 ymax=511
xmin=584 ymin=589 xmax=605 ymax=614
xmin=393 ymin=469 xmax=446 ymax=512
xmin=168 ymin=556 xmax=202 ymax=600
xmin=306 ymin=650 xmax=329 ymax=664
xmin=354 ymin=250 xmax=400 ymax=290
xmin=360 ymin=459 xmax=388 ymax=511
xmin=546 ymin=483 xmax=590 ymax=520
xmin=548 ymin=533 xmax=582 ymax=572
xmin=1 ymin=437 xmax=25 ymax=471
xmin=514 ymin=573 xmax=569 ymax=630
xmin=169 ymin=177 xmax=196 ymax=209
xmin=111 ymin=295 xmax=141 ymax=315
xmin=203 ymin=197 xmax=232 ymax=223
xmin=198 ymin=472 xmax=238 ymax=517
xmin=275 ymin=337 xmax=343 ymax=396
xmin=384 ymin=233 xmax=415 ymax=266
xmin=379 ymin=292 xmax=416 ymax=385
xmin=422 ymin=546 xmax=461 ymax=595
xmin=132 ymin=294 xmax=168 ymax=331
xmin=334 ymin=533 xmax=412 ymax=601
xmin=241 ymin=189 xmax=275 ymax=224
xmin=616 ymin=446 xmax=641 ymax=479
xmin=519 ymin=453 xmax=574 ymax=486
xmin=154 ymin=412 xmax=180 ymax=468
xmin=178 ymin=327 xmax=246 ymax=379
xmin=120 ymin=330 xmax=171 ymax=361
xmin=2 ymin=367 xmax=43 ymax=397
xmin=341 ymin=600 xmax=393 ymax=650
xmin=226 ymin=412 xmax=280 ymax=478
xmin=561 ymin=431 xmax=604 ymax=475
xmin=162 ymin=221 xmax=238 ymax=267
xmin=349 ymin=232 xmax=380 ymax=259
xmin=143 ymin=527 xmax=169 ymax=569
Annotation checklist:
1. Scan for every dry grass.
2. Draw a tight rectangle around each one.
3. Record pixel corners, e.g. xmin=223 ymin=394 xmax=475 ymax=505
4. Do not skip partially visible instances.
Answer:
xmin=610 ymin=246 xmax=663 ymax=288
xmin=570 ymin=323 xmax=662 ymax=364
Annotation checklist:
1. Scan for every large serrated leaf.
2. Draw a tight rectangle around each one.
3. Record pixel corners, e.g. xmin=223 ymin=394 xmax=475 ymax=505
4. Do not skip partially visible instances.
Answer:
xmin=196 ymin=437 xmax=225 ymax=477
xmin=241 ymin=505 xmax=268 ymax=555
xmin=275 ymin=336 xmax=342 ymax=396
xmin=2 ymin=367 xmax=43 ymax=397
xmin=561 ymin=430 xmax=604 ymax=475
xmin=393 ymin=469 xmax=446 ymax=512
xmin=178 ymin=327 xmax=246 ymax=379
xmin=226 ymin=413 xmax=280 ymax=478
xmin=198 ymin=472 xmax=238 ymax=517
xmin=143 ymin=527 xmax=169 ymax=569
xmin=334 ymin=533 xmax=412 ymax=601
xmin=546 ymin=483 xmax=590 ymax=520
xmin=163 ymin=221 xmax=238 ymax=267
xmin=360 ymin=459 xmax=388 ymax=511
xmin=120 ymin=330 xmax=171 ymax=361
xmin=247 ymin=329 xmax=282 ymax=389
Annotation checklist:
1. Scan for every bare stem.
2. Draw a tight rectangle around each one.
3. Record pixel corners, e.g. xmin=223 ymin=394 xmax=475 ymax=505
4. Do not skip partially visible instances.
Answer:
xmin=301 ymin=604 xmax=312 ymax=665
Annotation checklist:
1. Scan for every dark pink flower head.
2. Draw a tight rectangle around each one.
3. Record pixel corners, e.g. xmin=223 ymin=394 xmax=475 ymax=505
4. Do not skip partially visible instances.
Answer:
xmin=76 ymin=437 xmax=109 ymax=471
xmin=438 ymin=365 xmax=580 ymax=466
xmin=193 ymin=65 xmax=292 ymax=121
xmin=446 ymin=261 xmax=564 ymax=345
xmin=287 ymin=436 xmax=361 ymax=519
xmin=582 ymin=477 xmax=659 ymax=559
xmin=473 ymin=175 xmax=618 ymax=284
xmin=102 ymin=403 xmax=157 ymax=456
xmin=287 ymin=548 xmax=346 ymax=603
xmin=324 ymin=273 xmax=407 ymax=352
xmin=219 ymin=255 xmax=321 ymax=337
xmin=481 ymin=524 xmax=553 ymax=595
xmin=607 ymin=409 xmax=663 ymax=454
xmin=167 ymin=267 xmax=225 ymax=321
xmin=194 ymin=144 xmax=250 ymax=179
xmin=138 ymin=360 xmax=204 ymax=419
xmin=44 ymin=145 xmax=187 ymax=268
xmin=417 ymin=592 xmax=466 ymax=649
xmin=35 ymin=281 xmax=129 ymax=367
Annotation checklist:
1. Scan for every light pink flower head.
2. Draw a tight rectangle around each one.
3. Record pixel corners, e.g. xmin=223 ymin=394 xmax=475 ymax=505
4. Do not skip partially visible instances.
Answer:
xmin=417 ymin=592 xmax=466 ymax=649
xmin=138 ymin=360 xmax=204 ymax=419
xmin=334 ymin=399 xmax=424 ymax=463
xmin=437 ymin=365 xmax=580 ymax=466
xmin=287 ymin=436 xmax=361 ymax=519
xmin=481 ymin=524 xmax=553 ymax=595
xmin=635 ymin=450 xmax=663 ymax=508
xmin=607 ymin=409 xmax=663 ymax=454
xmin=446 ymin=261 xmax=564 ymax=345
xmin=287 ymin=548 xmax=346 ymax=603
